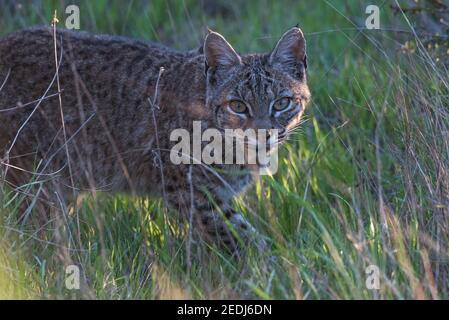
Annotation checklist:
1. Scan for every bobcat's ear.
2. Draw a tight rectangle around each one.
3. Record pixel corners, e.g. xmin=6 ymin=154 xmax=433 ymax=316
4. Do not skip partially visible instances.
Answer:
xmin=204 ymin=31 xmax=242 ymax=70
xmin=269 ymin=27 xmax=307 ymax=78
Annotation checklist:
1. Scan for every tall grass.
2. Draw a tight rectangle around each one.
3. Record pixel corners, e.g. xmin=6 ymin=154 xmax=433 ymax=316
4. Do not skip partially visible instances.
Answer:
xmin=0 ymin=0 xmax=448 ymax=299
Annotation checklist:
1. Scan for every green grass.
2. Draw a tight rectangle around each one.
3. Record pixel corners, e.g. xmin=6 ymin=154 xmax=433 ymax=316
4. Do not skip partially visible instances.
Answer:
xmin=1 ymin=0 xmax=448 ymax=299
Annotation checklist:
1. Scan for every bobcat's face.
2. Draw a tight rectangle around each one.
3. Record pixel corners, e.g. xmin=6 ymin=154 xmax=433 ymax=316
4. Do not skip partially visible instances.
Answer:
xmin=210 ymin=57 xmax=310 ymax=147
xmin=204 ymin=27 xmax=310 ymax=150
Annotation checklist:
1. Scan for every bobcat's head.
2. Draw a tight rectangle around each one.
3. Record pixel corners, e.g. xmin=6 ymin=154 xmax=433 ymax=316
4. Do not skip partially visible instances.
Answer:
xmin=203 ymin=27 xmax=310 ymax=150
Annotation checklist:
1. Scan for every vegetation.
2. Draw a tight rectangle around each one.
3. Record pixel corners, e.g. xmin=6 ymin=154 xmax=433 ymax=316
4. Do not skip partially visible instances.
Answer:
xmin=0 ymin=0 xmax=448 ymax=299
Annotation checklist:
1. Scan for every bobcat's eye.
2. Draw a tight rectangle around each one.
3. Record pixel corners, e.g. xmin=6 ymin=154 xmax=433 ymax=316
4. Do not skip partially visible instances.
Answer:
xmin=272 ymin=97 xmax=291 ymax=112
xmin=229 ymin=100 xmax=248 ymax=114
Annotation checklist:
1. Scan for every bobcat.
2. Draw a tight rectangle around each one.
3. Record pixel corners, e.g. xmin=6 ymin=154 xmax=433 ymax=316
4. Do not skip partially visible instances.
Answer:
xmin=0 ymin=26 xmax=310 ymax=254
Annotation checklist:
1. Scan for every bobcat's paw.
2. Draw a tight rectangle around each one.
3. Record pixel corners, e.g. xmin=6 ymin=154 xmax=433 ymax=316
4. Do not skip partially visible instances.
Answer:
xmin=198 ymin=211 xmax=268 ymax=258
xmin=229 ymin=213 xmax=269 ymax=252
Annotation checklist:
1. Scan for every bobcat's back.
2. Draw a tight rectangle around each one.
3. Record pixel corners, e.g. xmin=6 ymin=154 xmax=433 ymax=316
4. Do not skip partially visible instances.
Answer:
xmin=0 ymin=27 xmax=190 ymax=189
xmin=0 ymin=26 xmax=184 ymax=134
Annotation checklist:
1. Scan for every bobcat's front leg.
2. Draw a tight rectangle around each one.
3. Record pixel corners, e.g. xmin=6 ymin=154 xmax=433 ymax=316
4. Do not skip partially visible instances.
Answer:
xmin=165 ymin=176 xmax=265 ymax=255
xmin=196 ymin=204 xmax=266 ymax=255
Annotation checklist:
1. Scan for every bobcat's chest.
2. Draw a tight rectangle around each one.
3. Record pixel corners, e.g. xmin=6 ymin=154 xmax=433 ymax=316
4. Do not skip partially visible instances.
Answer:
xmin=214 ymin=166 xmax=256 ymax=203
